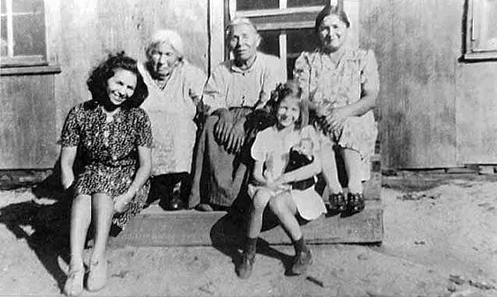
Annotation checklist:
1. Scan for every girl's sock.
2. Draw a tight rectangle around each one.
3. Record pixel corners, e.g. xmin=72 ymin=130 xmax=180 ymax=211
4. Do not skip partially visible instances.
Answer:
xmin=292 ymin=236 xmax=309 ymax=255
xmin=245 ymin=237 xmax=258 ymax=255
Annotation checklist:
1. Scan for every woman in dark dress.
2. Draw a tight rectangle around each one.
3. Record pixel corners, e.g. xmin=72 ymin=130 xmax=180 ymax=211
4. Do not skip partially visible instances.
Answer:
xmin=59 ymin=52 xmax=152 ymax=296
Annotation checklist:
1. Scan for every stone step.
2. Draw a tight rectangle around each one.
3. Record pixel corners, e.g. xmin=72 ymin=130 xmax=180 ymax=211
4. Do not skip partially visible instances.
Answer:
xmin=109 ymin=200 xmax=383 ymax=248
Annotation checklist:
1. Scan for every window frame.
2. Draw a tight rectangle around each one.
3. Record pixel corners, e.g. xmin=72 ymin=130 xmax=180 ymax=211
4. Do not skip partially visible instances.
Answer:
xmin=464 ymin=0 xmax=497 ymax=61
xmin=1 ymin=0 xmax=50 ymax=68
xmin=227 ymin=0 xmax=336 ymax=78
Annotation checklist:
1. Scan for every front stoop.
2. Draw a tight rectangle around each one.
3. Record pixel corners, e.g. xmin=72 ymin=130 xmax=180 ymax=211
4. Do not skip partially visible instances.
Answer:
xmin=109 ymin=200 xmax=383 ymax=248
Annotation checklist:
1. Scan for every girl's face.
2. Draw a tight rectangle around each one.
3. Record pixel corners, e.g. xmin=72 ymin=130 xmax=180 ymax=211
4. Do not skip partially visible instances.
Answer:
xmin=106 ymin=68 xmax=137 ymax=106
xmin=276 ymin=96 xmax=300 ymax=129
xmin=318 ymin=14 xmax=348 ymax=52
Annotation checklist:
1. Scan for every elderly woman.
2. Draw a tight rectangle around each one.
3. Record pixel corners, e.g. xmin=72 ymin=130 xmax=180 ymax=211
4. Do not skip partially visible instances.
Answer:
xmin=188 ymin=18 xmax=285 ymax=211
xmin=293 ymin=4 xmax=379 ymax=215
xmin=60 ymin=52 xmax=151 ymax=296
xmin=139 ymin=30 xmax=206 ymax=210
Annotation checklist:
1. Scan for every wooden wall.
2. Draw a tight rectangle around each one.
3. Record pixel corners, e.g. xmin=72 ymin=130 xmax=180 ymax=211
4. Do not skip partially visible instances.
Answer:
xmin=360 ymin=0 xmax=497 ymax=169
xmin=0 ymin=0 xmax=210 ymax=169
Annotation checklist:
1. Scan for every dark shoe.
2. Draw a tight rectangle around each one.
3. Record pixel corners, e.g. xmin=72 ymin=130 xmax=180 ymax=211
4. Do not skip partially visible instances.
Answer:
xmin=329 ymin=192 xmax=347 ymax=212
xmin=291 ymin=249 xmax=313 ymax=275
xmin=237 ymin=253 xmax=255 ymax=279
xmin=347 ymin=193 xmax=365 ymax=215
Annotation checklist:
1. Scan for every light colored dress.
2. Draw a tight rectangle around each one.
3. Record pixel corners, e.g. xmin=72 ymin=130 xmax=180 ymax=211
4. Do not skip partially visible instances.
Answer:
xmin=249 ymin=125 xmax=326 ymax=221
xmin=139 ymin=60 xmax=206 ymax=176
xmin=293 ymin=48 xmax=380 ymax=180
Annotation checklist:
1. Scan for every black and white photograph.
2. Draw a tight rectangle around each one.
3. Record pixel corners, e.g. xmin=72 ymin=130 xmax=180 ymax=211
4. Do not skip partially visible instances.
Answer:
xmin=0 ymin=0 xmax=496 ymax=296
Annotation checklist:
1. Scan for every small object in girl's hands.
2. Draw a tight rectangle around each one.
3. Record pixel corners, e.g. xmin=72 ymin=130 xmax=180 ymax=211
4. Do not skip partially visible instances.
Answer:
xmin=306 ymin=275 xmax=324 ymax=287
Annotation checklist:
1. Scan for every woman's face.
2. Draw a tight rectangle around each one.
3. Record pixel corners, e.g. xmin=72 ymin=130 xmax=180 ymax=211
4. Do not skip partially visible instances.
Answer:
xmin=276 ymin=97 xmax=301 ymax=129
xmin=149 ymin=43 xmax=180 ymax=78
xmin=227 ymin=24 xmax=260 ymax=63
xmin=106 ymin=68 xmax=137 ymax=106
xmin=318 ymin=14 xmax=348 ymax=52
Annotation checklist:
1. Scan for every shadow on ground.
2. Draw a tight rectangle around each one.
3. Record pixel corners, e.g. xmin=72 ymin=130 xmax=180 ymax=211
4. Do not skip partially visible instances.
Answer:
xmin=0 ymin=171 xmax=71 ymax=293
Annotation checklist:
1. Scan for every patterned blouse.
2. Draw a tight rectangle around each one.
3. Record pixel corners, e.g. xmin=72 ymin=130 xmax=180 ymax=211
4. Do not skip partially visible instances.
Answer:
xmin=60 ymin=101 xmax=152 ymax=228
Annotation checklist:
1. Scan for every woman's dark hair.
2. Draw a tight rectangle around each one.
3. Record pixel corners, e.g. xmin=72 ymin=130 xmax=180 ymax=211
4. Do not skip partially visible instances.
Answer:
xmin=315 ymin=4 xmax=350 ymax=32
xmin=87 ymin=51 xmax=148 ymax=109
xmin=269 ymin=80 xmax=309 ymax=130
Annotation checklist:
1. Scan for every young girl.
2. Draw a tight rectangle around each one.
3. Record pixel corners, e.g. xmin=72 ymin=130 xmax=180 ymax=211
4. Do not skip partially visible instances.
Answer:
xmin=238 ymin=81 xmax=326 ymax=279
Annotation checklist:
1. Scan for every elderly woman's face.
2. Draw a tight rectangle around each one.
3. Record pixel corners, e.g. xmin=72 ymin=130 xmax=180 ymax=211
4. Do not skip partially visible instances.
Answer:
xmin=227 ymin=24 xmax=260 ymax=63
xmin=149 ymin=43 xmax=180 ymax=78
xmin=106 ymin=68 xmax=137 ymax=106
xmin=318 ymin=14 xmax=348 ymax=52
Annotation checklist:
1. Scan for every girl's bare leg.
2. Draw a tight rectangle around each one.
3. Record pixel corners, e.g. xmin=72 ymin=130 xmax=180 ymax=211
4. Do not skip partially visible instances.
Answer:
xmin=269 ymin=192 xmax=312 ymax=275
xmin=247 ymin=189 xmax=273 ymax=238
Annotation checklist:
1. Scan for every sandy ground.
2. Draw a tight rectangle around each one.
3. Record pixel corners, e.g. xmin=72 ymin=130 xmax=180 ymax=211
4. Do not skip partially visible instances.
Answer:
xmin=0 ymin=174 xmax=496 ymax=297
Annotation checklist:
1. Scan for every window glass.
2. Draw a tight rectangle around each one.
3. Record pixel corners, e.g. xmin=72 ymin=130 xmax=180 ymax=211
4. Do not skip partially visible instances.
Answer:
xmin=259 ymin=30 xmax=280 ymax=57
xmin=287 ymin=0 xmax=328 ymax=8
xmin=1 ymin=0 xmax=6 ymax=13
xmin=476 ymin=0 xmax=497 ymax=50
xmin=287 ymin=28 xmax=318 ymax=55
xmin=13 ymin=0 xmax=43 ymax=13
xmin=13 ymin=13 xmax=45 ymax=56
xmin=236 ymin=0 xmax=278 ymax=11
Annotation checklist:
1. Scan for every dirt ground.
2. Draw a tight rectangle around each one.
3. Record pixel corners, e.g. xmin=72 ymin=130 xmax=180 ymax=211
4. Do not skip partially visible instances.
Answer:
xmin=0 ymin=173 xmax=496 ymax=297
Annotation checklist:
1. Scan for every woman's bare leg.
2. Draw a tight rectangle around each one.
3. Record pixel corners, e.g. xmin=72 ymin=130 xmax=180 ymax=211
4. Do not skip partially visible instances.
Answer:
xmin=69 ymin=194 xmax=92 ymax=270
xmin=320 ymin=142 xmax=343 ymax=194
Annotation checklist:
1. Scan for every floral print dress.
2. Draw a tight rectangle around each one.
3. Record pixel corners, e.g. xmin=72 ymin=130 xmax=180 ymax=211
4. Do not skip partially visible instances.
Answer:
xmin=60 ymin=101 xmax=153 ymax=228
xmin=293 ymin=48 xmax=379 ymax=180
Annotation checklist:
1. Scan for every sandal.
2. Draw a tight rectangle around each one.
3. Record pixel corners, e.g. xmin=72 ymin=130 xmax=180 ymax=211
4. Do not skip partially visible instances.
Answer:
xmin=329 ymin=192 xmax=347 ymax=212
xmin=347 ymin=193 xmax=365 ymax=214
xmin=63 ymin=268 xmax=84 ymax=296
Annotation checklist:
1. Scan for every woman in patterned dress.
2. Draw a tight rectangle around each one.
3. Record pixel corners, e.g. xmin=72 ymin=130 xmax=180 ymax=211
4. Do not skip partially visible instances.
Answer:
xmin=59 ymin=52 xmax=152 ymax=296
xmin=293 ymin=4 xmax=380 ymax=215
xmin=139 ymin=30 xmax=206 ymax=210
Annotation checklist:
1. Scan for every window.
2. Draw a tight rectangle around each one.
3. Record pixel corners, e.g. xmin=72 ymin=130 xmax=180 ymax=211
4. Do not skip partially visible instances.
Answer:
xmin=228 ymin=0 xmax=334 ymax=78
xmin=465 ymin=0 xmax=497 ymax=60
xmin=1 ymin=0 xmax=47 ymax=67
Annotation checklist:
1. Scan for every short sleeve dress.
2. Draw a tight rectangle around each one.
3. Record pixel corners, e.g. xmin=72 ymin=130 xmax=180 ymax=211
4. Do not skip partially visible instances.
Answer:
xmin=294 ymin=48 xmax=379 ymax=181
xmin=60 ymin=101 xmax=153 ymax=228
xmin=249 ymin=125 xmax=326 ymax=221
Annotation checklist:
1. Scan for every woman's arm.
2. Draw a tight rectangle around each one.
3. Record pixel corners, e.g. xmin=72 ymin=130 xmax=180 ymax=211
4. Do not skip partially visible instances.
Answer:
xmin=113 ymin=146 xmax=151 ymax=212
xmin=60 ymin=146 xmax=77 ymax=190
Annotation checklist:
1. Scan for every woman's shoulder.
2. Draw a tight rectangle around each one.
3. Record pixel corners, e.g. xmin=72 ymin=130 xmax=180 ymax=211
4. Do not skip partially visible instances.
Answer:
xmin=128 ymin=107 xmax=150 ymax=121
xmin=180 ymin=61 xmax=207 ymax=79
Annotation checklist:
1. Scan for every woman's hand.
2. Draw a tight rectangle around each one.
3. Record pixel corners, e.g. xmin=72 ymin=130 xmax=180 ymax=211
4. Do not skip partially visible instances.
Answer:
xmin=61 ymin=173 xmax=75 ymax=191
xmin=324 ymin=106 xmax=350 ymax=132
xmin=113 ymin=191 xmax=134 ymax=213
xmin=214 ymin=108 xmax=234 ymax=144
xmin=226 ymin=121 xmax=245 ymax=153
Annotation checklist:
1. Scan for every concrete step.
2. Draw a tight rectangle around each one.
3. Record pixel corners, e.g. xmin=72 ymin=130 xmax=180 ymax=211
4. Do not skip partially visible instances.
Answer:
xmin=109 ymin=200 xmax=383 ymax=248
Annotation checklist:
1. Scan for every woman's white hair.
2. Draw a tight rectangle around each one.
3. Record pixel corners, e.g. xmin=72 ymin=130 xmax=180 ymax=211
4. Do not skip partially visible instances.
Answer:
xmin=146 ymin=29 xmax=184 ymax=59
xmin=225 ymin=17 xmax=258 ymax=37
